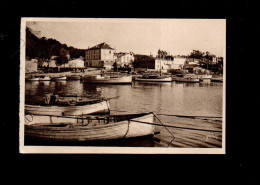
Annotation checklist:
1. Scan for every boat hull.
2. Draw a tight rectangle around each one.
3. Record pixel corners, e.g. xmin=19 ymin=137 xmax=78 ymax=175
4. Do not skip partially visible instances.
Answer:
xmin=24 ymin=113 xmax=155 ymax=142
xmin=67 ymin=76 xmax=82 ymax=80
xmin=51 ymin=76 xmax=67 ymax=81
xmin=211 ymin=78 xmax=223 ymax=82
xmin=135 ymin=77 xmax=172 ymax=82
xmin=38 ymin=77 xmax=51 ymax=81
xmin=175 ymin=78 xmax=200 ymax=83
xmin=26 ymin=78 xmax=39 ymax=81
xmin=25 ymin=100 xmax=110 ymax=116
xmin=83 ymin=75 xmax=132 ymax=84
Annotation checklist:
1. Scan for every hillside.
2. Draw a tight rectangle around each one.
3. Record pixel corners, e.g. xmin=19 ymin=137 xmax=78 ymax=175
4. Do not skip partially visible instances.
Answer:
xmin=26 ymin=27 xmax=86 ymax=61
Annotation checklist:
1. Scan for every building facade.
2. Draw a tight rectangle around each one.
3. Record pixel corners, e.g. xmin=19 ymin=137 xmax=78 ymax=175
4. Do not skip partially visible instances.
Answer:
xmin=115 ymin=52 xmax=134 ymax=67
xmin=85 ymin=42 xmax=115 ymax=70
xmin=155 ymin=57 xmax=185 ymax=72
xmin=134 ymin=54 xmax=185 ymax=73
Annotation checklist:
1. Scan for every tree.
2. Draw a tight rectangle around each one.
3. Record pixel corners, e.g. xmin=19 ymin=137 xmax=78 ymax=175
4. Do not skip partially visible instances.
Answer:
xmin=56 ymin=48 xmax=68 ymax=66
xmin=112 ymin=62 xmax=118 ymax=71
xmin=189 ymin=50 xmax=205 ymax=59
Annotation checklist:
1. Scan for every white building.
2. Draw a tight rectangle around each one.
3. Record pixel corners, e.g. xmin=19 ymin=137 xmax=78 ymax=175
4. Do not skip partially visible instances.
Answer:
xmin=115 ymin=52 xmax=134 ymax=67
xmin=155 ymin=57 xmax=185 ymax=72
xmin=172 ymin=57 xmax=186 ymax=69
xmin=66 ymin=59 xmax=85 ymax=68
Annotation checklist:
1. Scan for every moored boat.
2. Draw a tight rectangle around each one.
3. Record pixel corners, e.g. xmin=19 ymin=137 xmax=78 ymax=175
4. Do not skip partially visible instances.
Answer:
xmin=51 ymin=76 xmax=67 ymax=81
xmin=211 ymin=78 xmax=223 ymax=82
xmin=26 ymin=76 xmax=39 ymax=81
xmin=135 ymin=73 xmax=172 ymax=82
xmin=83 ymin=74 xmax=132 ymax=84
xmin=38 ymin=76 xmax=51 ymax=81
xmin=198 ymin=74 xmax=212 ymax=81
xmin=24 ymin=112 xmax=155 ymax=142
xmin=67 ymin=75 xmax=82 ymax=80
xmin=175 ymin=74 xmax=200 ymax=83
xmin=25 ymin=94 xmax=110 ymax=116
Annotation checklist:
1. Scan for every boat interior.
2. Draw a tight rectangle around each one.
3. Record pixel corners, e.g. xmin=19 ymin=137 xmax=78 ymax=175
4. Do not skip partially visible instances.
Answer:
xmin=25 ymin=94 xmax=105 ymax=106
xmin=26 ymin=112 xmax=152 ymax=128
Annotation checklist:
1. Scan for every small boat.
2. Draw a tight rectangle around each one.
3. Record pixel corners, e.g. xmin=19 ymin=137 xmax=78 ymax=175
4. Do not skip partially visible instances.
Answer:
xmin=26 ymin=76 xmax=39 ymax=81
xmin=24 ymin=112 xmax=155 ymax=142
xmin=211 ymin=78 xmax=223 ymax=82
xmin=67 ymin=75 xmax=82 ymax=80
xmin=135 ymin=73 xmax=172 ymax=82
xmin=25 ymin=94 xmax=110 ymax=116
xmin=175 ymin=74 xmax=200 ymax=83
xmin=83 ymin=73 xmax=132 ymax=84
xmin=198 ymin=75 xmax=212 ymax=81
xmin=38 ymin=76 xmax=51 ymax=81
xmin=51 ymin=76 xmax=67 ymax=81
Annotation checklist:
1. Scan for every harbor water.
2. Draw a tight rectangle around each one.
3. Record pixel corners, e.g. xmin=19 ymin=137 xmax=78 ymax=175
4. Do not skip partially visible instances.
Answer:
xmin=25 ymin=79 xmax=223 ymax=148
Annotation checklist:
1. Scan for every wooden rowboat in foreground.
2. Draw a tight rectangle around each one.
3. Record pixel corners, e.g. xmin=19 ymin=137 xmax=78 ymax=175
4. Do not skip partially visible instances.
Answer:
xmin=24 ymin=113 xmax=155 ymax=142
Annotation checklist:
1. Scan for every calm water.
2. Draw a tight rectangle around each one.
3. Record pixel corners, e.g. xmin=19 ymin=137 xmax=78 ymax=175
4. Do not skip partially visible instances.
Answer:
xmin=25 ymin=80 xmax=223 ymax=148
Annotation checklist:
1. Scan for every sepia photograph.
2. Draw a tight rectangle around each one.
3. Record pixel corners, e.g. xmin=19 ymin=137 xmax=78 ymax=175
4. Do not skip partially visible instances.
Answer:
xmin=19 ymin=18 xmax=225 ymax=154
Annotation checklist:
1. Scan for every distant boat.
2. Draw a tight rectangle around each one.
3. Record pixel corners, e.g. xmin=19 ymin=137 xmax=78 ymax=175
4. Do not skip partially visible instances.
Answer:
xmin=135 ymin=73 xmax=172 ymax=82
xmin=198 ymin=75 xmax=212 ymax=81
xmin=25 ymin=94 xmax=110 ymax=116
xmin=38 ymin=76 xmax=51 ymax=81
xmin=26 ymin=76 xmax=39 ymax=81
xmin=175 ymin=74 xmax=200 ymax=83
xmin=24 ymin=112 xmax=155 ymax=142
xmin=67 ymin=75 xmax=82 ymax=80
xmin=211 ymin=78 xmax=223 ymax=82
xmin=83 ymin=73 xmax=132 ymax=84
xmin=51 ymin=76 xmax=67 ymax=81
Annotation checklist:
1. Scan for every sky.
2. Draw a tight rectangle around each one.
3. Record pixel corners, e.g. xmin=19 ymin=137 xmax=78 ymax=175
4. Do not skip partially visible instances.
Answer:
xmin=26 ymin=18 xmax=226 ymax=57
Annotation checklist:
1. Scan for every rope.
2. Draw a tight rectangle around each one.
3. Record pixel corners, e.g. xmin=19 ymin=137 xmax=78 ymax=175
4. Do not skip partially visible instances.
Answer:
xmin=129 ymin=119 xmax=222 ymax=133
xmin=152 ymin=113 xmax=175 ymax=146
xmin=123 ymin=120 xmax=130 ymax=138
xmin=157 ymin=113 xmax=222 ymax=119
xmin=109 ymin=111 xmax=222 ymax=119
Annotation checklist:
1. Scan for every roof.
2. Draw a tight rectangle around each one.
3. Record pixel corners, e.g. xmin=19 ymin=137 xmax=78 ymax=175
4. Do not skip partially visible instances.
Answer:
xmin=87 ymin=42 xmax=114 ymax=50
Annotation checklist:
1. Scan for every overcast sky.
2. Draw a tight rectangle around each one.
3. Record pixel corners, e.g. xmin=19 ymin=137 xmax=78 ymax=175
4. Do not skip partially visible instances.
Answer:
xmin=26 ymin=18 xmax=226 ymax=57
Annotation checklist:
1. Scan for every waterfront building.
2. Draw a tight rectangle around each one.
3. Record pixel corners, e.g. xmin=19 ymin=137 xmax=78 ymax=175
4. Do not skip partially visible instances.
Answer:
xmin=115 ymin=52 xmax=135 ymax=67
xmin=133 ymin=54 xmax=185 ymax=73
xmin=65 ymin=59 xmax=85 ymax=68
xmin=212 ymin=56 xmax=223 ymax=67
xmin=155 ymin=57 xmax=185 ymax=72
xmin=85 ymin=42 xmax=115 ymax=70
xmin=41 ymin=56 xmax=58 ymax=68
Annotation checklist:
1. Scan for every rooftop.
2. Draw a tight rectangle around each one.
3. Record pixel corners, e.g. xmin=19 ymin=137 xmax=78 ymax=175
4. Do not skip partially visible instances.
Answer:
xmin=87 ymin=42 xmax=114 ymax=50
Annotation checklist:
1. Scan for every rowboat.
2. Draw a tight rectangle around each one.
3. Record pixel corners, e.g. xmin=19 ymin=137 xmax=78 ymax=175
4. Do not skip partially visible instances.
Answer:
xmin=135 ymin=74 xmax=172 ymax=82
xmin=51 ymin=76 xmax=67 ymax=81
xmin=25 ymin=94 xmax=110 ymax=116
xmin=83 ymin=74 xmax=132 ymax=84
xmin=24 ymin=112 xmax=155 ymax=142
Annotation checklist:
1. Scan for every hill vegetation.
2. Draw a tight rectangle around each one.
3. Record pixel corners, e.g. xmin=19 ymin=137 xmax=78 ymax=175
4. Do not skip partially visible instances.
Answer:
xmin=26 ymin=27 xmax=86 ymax=65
